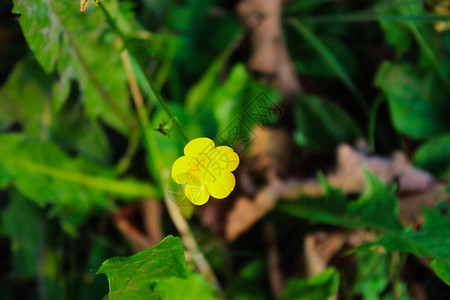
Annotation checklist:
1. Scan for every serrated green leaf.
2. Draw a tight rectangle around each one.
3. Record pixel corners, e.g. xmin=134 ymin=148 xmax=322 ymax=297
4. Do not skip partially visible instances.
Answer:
xmin=0 ymin=58 xmax=112 ymax=163
xmin=279 ymin=170 xmax=400 ymax=232
xmin=97 ymin=236 xmax=188 ymax=300
xmin=378 ymin=209 xmax=450 ymax=284
xmin=12 ymin=0 xmax=134 ymax=133
xmin=279 ymin=172 xmax=450 ymax=283
xmin=280 ymin=268 xmax=339 ymax=300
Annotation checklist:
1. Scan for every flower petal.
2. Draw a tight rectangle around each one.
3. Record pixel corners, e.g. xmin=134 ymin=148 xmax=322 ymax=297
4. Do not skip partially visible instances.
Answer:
xmin=184 ymin=177 xmax=210 ymax=205
xmin=205 ymin=172 xmax=236 ymax=199
xmin=171 ymin=156 xmax=193 ymax=184
xmin=208 ymin=146 xmax=239 ymax=172
xmin=184 ymin=137 xmax=215 ymax=157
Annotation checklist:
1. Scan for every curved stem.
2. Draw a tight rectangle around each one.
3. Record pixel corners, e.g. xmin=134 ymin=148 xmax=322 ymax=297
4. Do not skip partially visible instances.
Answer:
xmin=120 ymin=49 xmax=222 ymax=292
xmin=97 ymin=1 xmax=189 ymax=143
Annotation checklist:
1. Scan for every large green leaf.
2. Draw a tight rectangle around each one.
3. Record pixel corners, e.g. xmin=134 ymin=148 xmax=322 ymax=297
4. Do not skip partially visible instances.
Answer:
xmin=280 ymin=268 xmax=339 ymax=300
xmin=279 ymin=170 xmax=400 ymax=232
xmin=185 ymin=50 xmax=229 ymax=113
xmin=0 ymin=134 xmax=158 ymax=232
xmin=211 ymin=64 xmax=248 ymax=130
xmin=97 ymin=236 xmax=188 ymax=300
xmin=278 ymin=171 xmax=450 ymax=283
xmin=12 ymin=0 xmax=134 ymax=133
xmin=378 ymin=209 xmax=450 ymax=285
xmin=0 ymin=58 xmax=111 ymax=163
xmin=375 ymin=62 xmax=450 ymax=139
xmin=51 ymin=103 xmax=112 ymax=164
xmin=294 ymin=95 xmax=361 ymax=152
xmin=155 ymin=272 xmax=218 ymax=300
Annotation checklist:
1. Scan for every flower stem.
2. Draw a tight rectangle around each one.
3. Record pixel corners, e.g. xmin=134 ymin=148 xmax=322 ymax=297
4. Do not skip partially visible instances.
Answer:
xmin=120 ymin=48 xmax=222 ymax=293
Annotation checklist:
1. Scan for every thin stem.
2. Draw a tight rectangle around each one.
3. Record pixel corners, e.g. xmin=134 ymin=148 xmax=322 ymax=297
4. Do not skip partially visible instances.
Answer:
xmin=115 ymin=126 xmax=141 ymax=175
xmin=164 ymin=195 xmax=223 ymax=295
xmin=98 ymin=1 xmax=189 ymax=143
xmin=120 ymin=51 xmax=150 ymax=131
xmin=120 ymin=49 xmax=222 ymax=292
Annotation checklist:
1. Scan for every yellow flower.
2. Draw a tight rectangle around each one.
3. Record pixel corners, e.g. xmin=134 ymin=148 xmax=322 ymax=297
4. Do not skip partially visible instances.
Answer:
xmin=171 ymin=137 xmax=239 ymax=205
xmin=79 ymin=0 xmax=99 ymax=13
xmin=433 ymin=0 xmax=450 ymax=32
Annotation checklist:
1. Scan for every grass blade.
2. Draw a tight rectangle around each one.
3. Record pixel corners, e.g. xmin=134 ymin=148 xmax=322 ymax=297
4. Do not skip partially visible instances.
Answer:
xmin=289 ymin=19 xmax=367 ymax=113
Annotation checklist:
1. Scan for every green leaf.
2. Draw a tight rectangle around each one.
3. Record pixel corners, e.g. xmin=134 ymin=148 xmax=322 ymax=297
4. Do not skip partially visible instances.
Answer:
xmin=97 ymin=236 xmax=188 ymax=300
xmin=294 ymin=95 xmax=361 ymax=152
xmin=209 ymin=70 xmax=281 ymax=149
xmin=378 ymin=209 xmax=450 ymax=285
xmin=375 ymin=62 xmax=450 ymax=139
xmin=0 ymin=58 xmax=112 ymax=163
xmin=51 ymin=103 xmax=112 ymax=164
xmin=0 ymin=58 xmax=50 ymax=135
xmin=12 ymin=0 xmax=134 ymax=133
xmin=278 ymin=170 xmax=401 ymax=232
xmin=155 ymin=272 xmax=218 ymax=300
xmin=289 ymin=19 xmax=367 ymax=112
xmin=376 ymin=1 xmax=442 ymax=73
xmin=0 ymin=134 xmax=159 ymax=229
xmin=280 ymin=268 xmax=339 ymax=300
xmin=413 ymin=133 xmax=450 ymax=176
xmin=377 ymin=14 xmax=411 ymax=55
xmin=210 ymin=64 xmax=249 ymax=134
xmin=279 ymin=172 xmax=450 ymax=283
xmin=185 ymin=50 xmax=229 ymax=113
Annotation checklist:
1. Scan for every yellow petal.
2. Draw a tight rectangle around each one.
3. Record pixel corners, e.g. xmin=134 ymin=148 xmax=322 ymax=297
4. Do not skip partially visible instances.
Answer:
xmin=184 ymin=177 xmax=210 ymax=205
xmin=208 ymin=146 xmax=239 ymax=172
xmin=205 ymin=172 xmax=236 ymax=199
xmin=184 ymin=137 xmax=215 ymax=157
xmin=171 ymin=156 xmax=193 ymax=184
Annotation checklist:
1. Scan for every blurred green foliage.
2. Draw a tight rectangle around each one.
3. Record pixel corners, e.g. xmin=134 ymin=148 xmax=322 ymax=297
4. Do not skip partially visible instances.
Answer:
xmin=1 ymin=0 xmax=450 ymax=299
